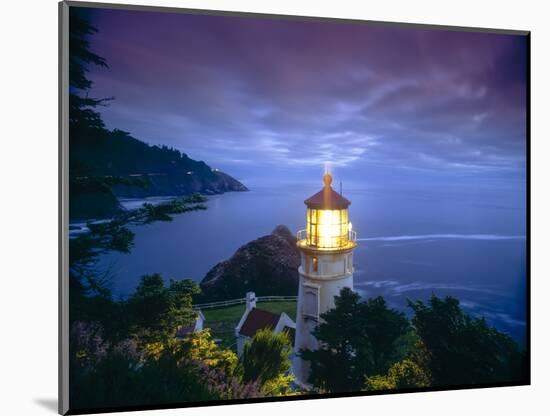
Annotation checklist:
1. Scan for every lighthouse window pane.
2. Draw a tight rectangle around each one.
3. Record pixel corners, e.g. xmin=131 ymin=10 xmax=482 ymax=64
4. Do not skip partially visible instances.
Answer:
xmin=306 ymin=208 xmax=350 ymax=248
xmin=310 ymin=209 xmax=317 ymax=223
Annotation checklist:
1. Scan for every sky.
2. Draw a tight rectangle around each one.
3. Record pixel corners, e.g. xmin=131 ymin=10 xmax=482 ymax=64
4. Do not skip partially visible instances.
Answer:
xmin=82 ymin=7 xmax=528 ymax=190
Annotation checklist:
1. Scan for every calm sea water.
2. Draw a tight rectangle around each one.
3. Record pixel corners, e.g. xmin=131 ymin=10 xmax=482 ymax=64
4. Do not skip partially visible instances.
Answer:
xmin=97 ymin=183 xmax=527 ymax=342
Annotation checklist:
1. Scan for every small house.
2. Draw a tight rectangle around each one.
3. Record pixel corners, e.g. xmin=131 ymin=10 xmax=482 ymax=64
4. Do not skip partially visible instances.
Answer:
xmin=235 ymin=292 xmax=296 ymax=356
xmin=175 ymin=309 xmax=205 ymax=340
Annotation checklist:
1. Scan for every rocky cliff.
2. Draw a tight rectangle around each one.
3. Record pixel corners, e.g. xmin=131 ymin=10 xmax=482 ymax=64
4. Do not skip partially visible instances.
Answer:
xmin=110 ymin=169 xmax=248 ymax=198
xmin=199 ymin=225 xmax=300 ymax=301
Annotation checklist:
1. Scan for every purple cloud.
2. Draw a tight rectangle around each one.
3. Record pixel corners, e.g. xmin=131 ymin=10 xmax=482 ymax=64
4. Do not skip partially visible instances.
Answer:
xmin=78 ymin=7 xmax=527 ymax=187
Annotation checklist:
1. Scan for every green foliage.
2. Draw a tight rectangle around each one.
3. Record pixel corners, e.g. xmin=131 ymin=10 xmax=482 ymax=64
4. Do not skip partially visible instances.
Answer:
xmin=128 ymin=274 xmax=171 ymax=337
xmin=70 ymin=325 xmax=219 ymax=410
xmin=389 ymin=358 xmax=431 ymax=388
xmin=364 ymin=374 xmax=396 ymax=391
xmin=408 ymin=295 xmax=526 ymax=386
xmin=179 ymin=330 xmax=239 ymax=375
xmin=129 ymin=349 xmax=217 ymax=406
xmin=365 ymin=359 xmax=430 ymax=391
xmin=127 ymin=274 xmax=201 ymax=344
xmin=240 ymin=329 xmax=294 ymax=395
xmin=69 ymin=294 xmax=259 ymax=409
xmin=70 ymin=320 xmax=262 ymax=410
xmin=301 ymin=288 xmax=409 ymax=393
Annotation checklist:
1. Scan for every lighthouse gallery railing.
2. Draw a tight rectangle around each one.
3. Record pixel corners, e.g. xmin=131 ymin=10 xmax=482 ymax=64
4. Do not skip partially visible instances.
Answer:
xmin=296 ymin=229 xmax=357 ymax=244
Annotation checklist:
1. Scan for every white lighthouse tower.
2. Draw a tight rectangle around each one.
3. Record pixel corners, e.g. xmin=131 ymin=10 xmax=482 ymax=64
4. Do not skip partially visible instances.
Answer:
xmin=293 ymin=172 xmax=357 ymax=387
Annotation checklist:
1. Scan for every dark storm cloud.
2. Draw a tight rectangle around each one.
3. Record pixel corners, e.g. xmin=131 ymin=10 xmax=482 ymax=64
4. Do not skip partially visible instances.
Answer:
xmin=83 ymin=8 xmax=527 ymax=185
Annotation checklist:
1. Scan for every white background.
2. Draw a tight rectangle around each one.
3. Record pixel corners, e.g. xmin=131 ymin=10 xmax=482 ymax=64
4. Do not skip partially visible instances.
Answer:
xmin=1 ymin=0 xmax=548 ymax=414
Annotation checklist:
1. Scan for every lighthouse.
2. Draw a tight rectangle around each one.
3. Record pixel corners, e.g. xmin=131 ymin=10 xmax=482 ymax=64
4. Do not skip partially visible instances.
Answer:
xmin=293 ymin=172 xmax=357 ymax=387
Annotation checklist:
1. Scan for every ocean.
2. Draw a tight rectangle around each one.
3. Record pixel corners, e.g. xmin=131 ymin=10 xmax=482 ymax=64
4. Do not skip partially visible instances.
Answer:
xmin=96 ymin=183 xmax=527 ymax=343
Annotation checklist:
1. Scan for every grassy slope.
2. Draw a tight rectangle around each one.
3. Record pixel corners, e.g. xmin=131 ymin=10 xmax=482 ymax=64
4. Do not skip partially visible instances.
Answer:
xmin=202 ymin=301 xmax=297 ymax=349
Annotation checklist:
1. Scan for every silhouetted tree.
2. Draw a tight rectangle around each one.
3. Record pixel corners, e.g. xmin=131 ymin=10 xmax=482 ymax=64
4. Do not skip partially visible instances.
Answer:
xmin=127 ymin=274 xmax=201 ymax=343
xmin=408 ymin=295 xmax=527 ymax=387
xmin=69 ymin=8 xmax=112 ymax=140
xmin=301 ymin=288 xmax=409 ymax=393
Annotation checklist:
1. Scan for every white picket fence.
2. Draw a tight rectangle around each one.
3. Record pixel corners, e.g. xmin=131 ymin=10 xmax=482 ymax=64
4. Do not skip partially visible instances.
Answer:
xmin=193 ymin=295 xmax=297 ymax=310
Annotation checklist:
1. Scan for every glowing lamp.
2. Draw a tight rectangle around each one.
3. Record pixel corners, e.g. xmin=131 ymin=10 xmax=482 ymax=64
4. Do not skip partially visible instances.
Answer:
xmin=302 ymin=173 xmax=354 ymax=249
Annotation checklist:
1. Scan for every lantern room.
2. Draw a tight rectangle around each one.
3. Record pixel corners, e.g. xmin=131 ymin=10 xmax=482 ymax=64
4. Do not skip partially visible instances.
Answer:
xmin=298 ymin=173 xmax=356 ymax=250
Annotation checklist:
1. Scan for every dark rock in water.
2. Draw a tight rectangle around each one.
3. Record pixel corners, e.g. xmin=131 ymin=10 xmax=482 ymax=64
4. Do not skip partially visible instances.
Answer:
xmin=199 ymin=225 xmax=300 ymax=301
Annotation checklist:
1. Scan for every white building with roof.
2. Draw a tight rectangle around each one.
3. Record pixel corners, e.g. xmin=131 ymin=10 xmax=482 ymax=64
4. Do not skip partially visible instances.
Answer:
xmin=175 ymin=309 xmax=205 ymax=340
xmin=235 ymin=292 xmax=296 ymax=356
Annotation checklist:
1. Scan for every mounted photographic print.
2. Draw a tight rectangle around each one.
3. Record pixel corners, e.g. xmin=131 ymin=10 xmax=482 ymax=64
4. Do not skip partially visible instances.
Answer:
xmin=59 ymin=1 xmax=530 ymax=414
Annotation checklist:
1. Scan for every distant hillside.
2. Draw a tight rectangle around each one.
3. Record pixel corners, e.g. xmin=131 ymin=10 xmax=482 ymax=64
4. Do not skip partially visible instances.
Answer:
xmin=70 ymin=128 xmax=248 ymax=198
